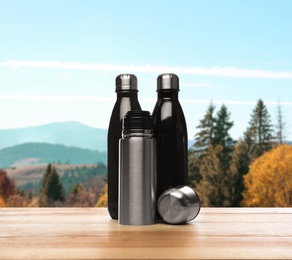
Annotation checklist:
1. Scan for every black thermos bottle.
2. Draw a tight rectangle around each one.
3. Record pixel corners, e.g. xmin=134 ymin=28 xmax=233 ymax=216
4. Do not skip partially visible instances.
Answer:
xmin=152 ymin=73 xmax=188 ymax=218
xmin=107 ymin=74 xmax=141 ymax=219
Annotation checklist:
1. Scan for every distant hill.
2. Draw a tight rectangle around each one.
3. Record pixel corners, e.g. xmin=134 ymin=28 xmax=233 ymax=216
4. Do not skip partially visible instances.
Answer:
xmin=0 ymin=121 xmax=107 ymax=151
xmin=0 ymin=142 xmax=106 ymax=169
xmin=6 ymin=163 xmax=107 ymax=196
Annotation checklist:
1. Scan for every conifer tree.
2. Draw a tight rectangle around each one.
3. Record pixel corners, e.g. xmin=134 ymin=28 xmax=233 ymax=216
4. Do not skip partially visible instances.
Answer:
xmin=194 ymin=101 xmax=216 ymax=154
xmin=228 ymin=100 xmax=274 ymax=206
xmin=275 ymin=102 xmax=286 ymax=145
xmin=245 ymin=99 xmax=274 ymax=157
xmin=191 ymin=103 xmax=235 ymax=206
xmin=214 ymin=104 xmax=235 ymax=150
xmin=213 ymin=104 xmax=235 ymax=172
xmin=39 ymin=164 xmax=65 ymax=207
xmin=190 ymin=101 xmax=216 ymax=189
xmin=229 ymin=138 xmax=251 ymax=206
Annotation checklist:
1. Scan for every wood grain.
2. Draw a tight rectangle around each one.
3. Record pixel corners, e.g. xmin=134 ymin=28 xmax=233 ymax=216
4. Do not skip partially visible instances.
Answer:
xmin=0 ymin=208 xmax=292 ymax=259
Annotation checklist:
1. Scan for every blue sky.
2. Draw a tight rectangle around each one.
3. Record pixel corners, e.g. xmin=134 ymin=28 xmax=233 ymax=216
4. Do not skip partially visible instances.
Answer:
xmin=0 ymin=0 xmax=292 ymax=141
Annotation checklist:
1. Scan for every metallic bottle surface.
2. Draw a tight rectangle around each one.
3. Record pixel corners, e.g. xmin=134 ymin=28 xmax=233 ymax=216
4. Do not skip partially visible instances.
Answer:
xmin=107 ymin=74 xmax=141 ymax=220
xmin=158 ymin=186 xmax=201 ymax=224
xmin=119 ymin=111 xmax=156 ymax=225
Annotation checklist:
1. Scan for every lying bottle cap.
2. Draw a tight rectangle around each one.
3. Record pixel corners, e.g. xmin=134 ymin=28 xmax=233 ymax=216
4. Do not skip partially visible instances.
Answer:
xmin=116 ymin=74 xmax=138 ymax=91
xmin=157 ymin=186 xmax=201 ymax=224
xmin=157 ymin=73 xmax=179 ymax=90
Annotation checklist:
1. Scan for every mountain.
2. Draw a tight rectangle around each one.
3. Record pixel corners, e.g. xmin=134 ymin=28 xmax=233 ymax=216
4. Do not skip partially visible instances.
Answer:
xmin=0 ymin=121 xmax=107 ymax=151
xmin=0 ymin=142 xmax=107 ymax=169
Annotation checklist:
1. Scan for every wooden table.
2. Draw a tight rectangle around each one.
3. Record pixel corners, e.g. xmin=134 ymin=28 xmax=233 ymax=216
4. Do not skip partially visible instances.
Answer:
xmin=0 ymin=208 xmax=291 ymax=259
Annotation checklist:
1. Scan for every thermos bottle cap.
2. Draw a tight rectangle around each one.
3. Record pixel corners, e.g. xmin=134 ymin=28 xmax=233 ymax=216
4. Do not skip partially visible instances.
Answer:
xmin=157 ymin=186 xmax=201 ymax=224
xmin=116 ymin=74 xmax=138 ymax=91
xmin=123 ymin=111 xmax=153 ymax=130
xmin=157 ymin=73 xmax=179 ymax=90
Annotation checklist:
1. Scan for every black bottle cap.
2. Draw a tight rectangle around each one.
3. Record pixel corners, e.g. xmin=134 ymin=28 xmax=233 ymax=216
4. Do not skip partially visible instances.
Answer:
xmin=116 ymin=74 xmax=138 ymax=91
xmin=123 ymin=111 xmax=153 ymax=130
xmin=157 ymin=73 xmax=179 ymax=90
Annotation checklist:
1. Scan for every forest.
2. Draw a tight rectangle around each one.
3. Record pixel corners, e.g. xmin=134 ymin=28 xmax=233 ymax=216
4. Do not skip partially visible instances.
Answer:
xmin=0 ymin=164 xmax=107 ymax=207
xmin=0 ymin=99 xmax=291 ymax=207
xmin=188 ymin=99 xmax=291 ymax=207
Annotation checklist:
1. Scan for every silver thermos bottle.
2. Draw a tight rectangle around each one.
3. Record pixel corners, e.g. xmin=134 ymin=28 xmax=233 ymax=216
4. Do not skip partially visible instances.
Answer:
xmin=119 ymin=110 xmax=156 ymax=225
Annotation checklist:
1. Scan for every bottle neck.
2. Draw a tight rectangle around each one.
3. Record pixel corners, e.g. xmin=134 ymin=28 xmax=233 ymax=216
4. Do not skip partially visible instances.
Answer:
xmin=122 ymin=110 xmax=154 ymax=138
xmin=116 ymin=90 xmax=139 ymax=99
xmin=157 ymin=89 xmax=179 ymax=99
xmin=122 ymin=129 xmax=153 ymax=138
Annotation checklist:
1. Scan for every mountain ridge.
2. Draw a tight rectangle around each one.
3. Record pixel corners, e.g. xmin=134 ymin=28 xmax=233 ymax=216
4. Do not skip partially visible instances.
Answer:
xmin=0 ymin=142 xmax=107 ymax=169
xmin=0 ymin=121 xmax=107 ymax=151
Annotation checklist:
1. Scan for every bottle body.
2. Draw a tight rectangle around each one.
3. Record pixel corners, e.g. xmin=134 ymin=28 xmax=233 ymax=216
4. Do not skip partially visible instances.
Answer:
xmin=153 ymin=76 xmax=188 ymax=217
xmin=119 ymin=111 xmax=156 ymax=225
xmin=119 ymin=137 xmax=156 ymax=225
xmin=107 ymin=75 xmax=141 ymax=220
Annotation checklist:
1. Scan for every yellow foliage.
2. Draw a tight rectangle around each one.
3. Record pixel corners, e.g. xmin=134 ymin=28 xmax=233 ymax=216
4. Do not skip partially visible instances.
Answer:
xmin=6 ymin=195 xmax=27 ymax=207
xmin=0 ymin=196 xmax=6 ymax=207
xmin=242 ymin=144 xmax=292 ymax=207
xmin=96 ymin=183 xmax=108 ymax=207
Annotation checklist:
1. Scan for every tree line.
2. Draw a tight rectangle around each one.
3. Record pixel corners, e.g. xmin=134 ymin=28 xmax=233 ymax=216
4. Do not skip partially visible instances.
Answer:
xmin=1 ymin=98 xmax=291 ymax=207
xmin=0 ymin=163 xmax=107 ymax=207
xmin=188 ymin=99 xmax=290 ymax=206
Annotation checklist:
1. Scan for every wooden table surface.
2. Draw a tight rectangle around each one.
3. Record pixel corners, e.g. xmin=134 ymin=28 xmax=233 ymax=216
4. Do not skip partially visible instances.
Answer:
xmin=0 ymin=207 xmax=292 ymax=259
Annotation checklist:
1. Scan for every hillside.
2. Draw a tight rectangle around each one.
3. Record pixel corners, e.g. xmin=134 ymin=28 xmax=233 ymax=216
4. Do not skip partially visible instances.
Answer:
xmin=6 ymin=163 xmax=107 ymax=197
xmin=0 ymin=121 xmax=107 ymax=151
xmin=0 ymin=142 xmax=106 ymax=169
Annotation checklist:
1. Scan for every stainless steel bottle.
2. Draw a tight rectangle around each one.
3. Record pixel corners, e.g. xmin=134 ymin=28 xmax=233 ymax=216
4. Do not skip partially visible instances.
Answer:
xmin=119 ymin=111 xmax=156 ymax=225
xmin=108 ymin=74 xmax=141 ymax=220
xmin=152 ymin=73 xmax=188 ymax=219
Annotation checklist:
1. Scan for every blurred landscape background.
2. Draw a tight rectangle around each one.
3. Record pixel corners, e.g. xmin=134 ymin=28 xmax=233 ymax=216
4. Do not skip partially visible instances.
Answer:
xmin=1 ymin=99 xmax=292 ymax=207
xmin=1 ymin=1 xmax=292 ymax=207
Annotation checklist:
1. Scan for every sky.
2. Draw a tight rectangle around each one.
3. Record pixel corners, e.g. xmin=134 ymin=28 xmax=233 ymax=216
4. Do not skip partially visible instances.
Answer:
xmin=0 ymin=0 xmax=292 ymax=141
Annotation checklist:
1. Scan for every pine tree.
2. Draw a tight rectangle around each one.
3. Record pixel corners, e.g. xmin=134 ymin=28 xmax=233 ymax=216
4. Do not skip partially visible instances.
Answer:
xmin=190 ymin=102 xmax=216 ymax=189
xmin=245 ymin=99 xmax=274 ymax=157
xmin=194 ymin=101 xmax=216 ymax=154
xmin=229 ymin=138 xmax=251 ymax=206
xmin=228 ymin=100 xmax=274 ymax=206
xmin=275 ymin=102 xmax=286 ymax=145
xmin=39 ymin=164 xmax=65 ymax=207
xmin=213 ymin=104 xmax=235 ymax=172
xmin=214 ymin=104 xmax=235 ymax=150
xmin=191 ymin=103 xmax=235 ymax=206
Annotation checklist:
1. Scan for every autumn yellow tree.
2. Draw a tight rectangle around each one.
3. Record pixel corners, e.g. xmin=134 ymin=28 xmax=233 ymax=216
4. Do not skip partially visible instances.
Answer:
xmin=242 ymin=144 xmax=292 ymax=207
xmin=96 ymin=184 xmax=108 ymax=207
xmin=0 ymin=169 xmax=15 ymax=206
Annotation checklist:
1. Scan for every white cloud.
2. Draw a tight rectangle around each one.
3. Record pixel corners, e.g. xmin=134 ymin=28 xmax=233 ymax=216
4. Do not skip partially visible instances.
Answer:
xmin=181 ymin=100 xmax=292 ymax=105
xmin=181 ymin=81 xmax=218 ymax=88
xmin=1 ymin=60 xmax=292 ymax=79
xmin=1 ymin=94 xmax=292 ymax=106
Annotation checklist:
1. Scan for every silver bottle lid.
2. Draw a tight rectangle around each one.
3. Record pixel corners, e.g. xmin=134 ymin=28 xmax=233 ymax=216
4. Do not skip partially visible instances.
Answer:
xmin=115 ymin=74 xmax=138 ymax=91
xmin=158 ymin=186 xmax=201 ymax=224
xmin=157 ymin=73 xmax=179 ymax=90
